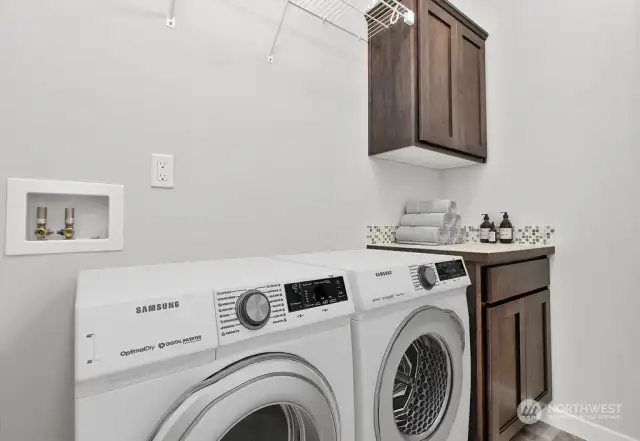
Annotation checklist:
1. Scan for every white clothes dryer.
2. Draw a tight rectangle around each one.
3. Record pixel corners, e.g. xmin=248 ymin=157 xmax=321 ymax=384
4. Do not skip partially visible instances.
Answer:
xmin=75 ymin=257 xmax=355 ymax=441
xmin=277 ymin=249 xmax=471 ymax=441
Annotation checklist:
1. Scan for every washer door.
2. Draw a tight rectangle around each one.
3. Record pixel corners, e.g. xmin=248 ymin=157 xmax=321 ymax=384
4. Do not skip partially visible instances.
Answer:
xmin=149 ymin=354 xmax=340 ymax=441
xmin=375 ymin=307 xmax=465 ymax=441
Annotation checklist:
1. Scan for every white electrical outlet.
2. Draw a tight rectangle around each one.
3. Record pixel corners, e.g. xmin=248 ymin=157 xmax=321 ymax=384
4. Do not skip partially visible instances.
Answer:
xmin=151 ymin=154 xmax=174 ymax=188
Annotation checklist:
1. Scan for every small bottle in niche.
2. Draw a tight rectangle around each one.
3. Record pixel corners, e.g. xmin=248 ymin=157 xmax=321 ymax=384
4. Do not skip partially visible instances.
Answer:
xmin=488 ymin=222 xmax=497 ymax=244
xmin=480 ymin=214 xmax=491 ymax=243
xmin=499 ymin=212 xmax=514 ymax=244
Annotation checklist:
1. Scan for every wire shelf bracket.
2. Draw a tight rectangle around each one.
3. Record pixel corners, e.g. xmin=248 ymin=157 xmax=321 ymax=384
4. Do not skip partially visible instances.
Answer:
xmin=267 ymin=0 xmax=415 ymax=63
xmin=166 ymin=0 xmax=177 ymax=28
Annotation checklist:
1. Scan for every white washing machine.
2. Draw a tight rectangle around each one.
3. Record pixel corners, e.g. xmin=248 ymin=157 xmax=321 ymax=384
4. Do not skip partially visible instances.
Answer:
xmin=277 ymin=250 xmax=471 ymax=441
xmin=75 ymin=257 xmax=356 ymax=441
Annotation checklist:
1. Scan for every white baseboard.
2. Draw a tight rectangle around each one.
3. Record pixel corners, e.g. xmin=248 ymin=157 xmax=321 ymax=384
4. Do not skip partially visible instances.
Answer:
xmin=541 ymin=407 xmax=637 ymax=441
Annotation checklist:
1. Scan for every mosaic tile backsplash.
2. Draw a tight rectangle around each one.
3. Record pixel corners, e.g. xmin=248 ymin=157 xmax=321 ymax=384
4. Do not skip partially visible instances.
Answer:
xmin=367 ymin=225 xmax=555 ymax=246
xmin=366 ymin=225 xmax=398 ymax=245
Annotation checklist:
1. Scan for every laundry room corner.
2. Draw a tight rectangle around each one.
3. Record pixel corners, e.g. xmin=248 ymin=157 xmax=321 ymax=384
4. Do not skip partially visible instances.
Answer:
xmin=2 ymin=0 xmax=640 ymax=439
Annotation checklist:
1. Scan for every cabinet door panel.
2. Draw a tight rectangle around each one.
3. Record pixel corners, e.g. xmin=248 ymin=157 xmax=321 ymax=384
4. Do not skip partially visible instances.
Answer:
xmin=418 ymin=1 xmax=458 ymax=149
xmin=368 ymin=0 xmax=417 ymax=155
xmin=525 ymin=290 xmax=553 ymax=405
xmin=457 ymin=25 xmax=487 ymax=158
xmin=486 ymin=299 xmax=526 ymax=441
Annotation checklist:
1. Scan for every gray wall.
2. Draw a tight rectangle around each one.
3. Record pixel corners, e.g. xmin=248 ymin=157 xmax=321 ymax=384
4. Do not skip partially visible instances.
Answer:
xmin=0 ymin=0 xmax=440 ymax=439
xmin=443 ymin=0 xmax=640 ymax=439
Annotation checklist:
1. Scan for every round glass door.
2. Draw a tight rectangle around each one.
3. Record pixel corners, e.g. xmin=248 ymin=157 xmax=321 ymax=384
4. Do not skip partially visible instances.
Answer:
xmin=376 ymin=307 xmax=465 ymax=441
xmin=221 ymin=404 xmax=320 ymax=441
xmin=149 ymin=354 xmax=338 ymax=441
xmin=392 ymin=335 xmax=452 ymax=439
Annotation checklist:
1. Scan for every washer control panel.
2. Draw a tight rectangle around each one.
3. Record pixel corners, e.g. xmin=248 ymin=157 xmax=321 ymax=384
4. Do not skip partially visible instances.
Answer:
xmin=284 ymin=277 xmax=348 ymax=312
xmin=216 ymin=284 xmax=286 ymax=339
xmin=214 ymin=274 xmax=354 ymax=345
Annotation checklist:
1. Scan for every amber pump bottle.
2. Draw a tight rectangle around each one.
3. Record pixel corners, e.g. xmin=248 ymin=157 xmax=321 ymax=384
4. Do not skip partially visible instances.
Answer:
xmin=488 ymin=223 xmax=497 ymax=244
xmin=499 ymin=212 xmax=514 ymax=244
xmin=480 ymin=214 xmax=491 ymax=243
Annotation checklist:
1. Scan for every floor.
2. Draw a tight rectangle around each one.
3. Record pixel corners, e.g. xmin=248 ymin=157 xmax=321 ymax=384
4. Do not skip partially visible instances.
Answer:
xmin=512 ymin=422 xmax=586 ymax=441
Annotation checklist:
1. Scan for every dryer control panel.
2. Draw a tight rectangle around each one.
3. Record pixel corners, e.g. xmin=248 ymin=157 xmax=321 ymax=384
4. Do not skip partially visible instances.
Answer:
xmin=214 ymin=273 xmax=354 ymax=345
xmin=410 ymin=258 xmax=470 ymax=294
xmin=435 ymin=259 xmax=467 ymax=281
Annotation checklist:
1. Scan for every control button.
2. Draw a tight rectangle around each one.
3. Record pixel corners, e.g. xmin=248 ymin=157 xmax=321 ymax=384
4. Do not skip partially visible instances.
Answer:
xmin=417 ymin=265 xmax=437 ymax=290
xmin=236 ymin=290 xmax=271 ymax=330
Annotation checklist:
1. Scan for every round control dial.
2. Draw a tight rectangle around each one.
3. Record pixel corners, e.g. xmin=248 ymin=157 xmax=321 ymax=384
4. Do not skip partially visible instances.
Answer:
xmin=236 ymin=290 xmax=271 ymax=330
xmin=417 ymin=265 xmax=437 ymax=290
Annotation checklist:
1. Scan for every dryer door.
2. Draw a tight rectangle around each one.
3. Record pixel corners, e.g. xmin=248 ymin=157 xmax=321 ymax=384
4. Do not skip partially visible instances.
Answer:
xmin=148 ymin=354 xmax=339 ymax=441
xmin=375 ymin=307 xmax=465 ymax=441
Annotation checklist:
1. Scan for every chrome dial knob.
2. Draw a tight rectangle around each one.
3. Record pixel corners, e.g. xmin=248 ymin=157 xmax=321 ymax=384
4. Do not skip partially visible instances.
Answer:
xmin=417 ymin=265 xmax=437 ymax=290
xmin=236 ymin=290 xmax=271 ymax=330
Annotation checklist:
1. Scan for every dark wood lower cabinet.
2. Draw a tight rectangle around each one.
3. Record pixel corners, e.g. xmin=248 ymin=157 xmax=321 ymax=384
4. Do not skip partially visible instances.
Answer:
xmin=524 ymin=290 xmax=553 ymax=407
xmin=487 ymin=299 xmax=527 ymax=441
xmin=486 ymin=289 xmax=553 ymax=441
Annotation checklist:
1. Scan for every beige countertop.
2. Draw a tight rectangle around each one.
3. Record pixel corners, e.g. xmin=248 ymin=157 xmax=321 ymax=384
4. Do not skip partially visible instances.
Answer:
xmin=367 ymin=242 xmax=555 ymax=265
xmin=370 ymin=242 xmax=553 ymax=254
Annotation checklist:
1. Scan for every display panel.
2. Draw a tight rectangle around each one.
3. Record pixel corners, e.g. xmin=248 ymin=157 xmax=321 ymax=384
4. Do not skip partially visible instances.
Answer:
xmin=435 ymin=260 xmax=466 ymax=281
xmin=284 ymin=277 xmax=348 ymax=312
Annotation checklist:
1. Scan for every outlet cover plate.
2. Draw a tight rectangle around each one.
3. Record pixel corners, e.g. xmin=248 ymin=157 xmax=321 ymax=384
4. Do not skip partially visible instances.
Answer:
xmin=151 ymin=154 xmax=174 ymax=188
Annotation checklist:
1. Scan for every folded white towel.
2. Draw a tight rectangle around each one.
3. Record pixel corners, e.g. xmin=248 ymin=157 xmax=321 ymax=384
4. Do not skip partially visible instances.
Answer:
xmin=445 ymin=214 xmax=462 ymax=245
xmin=406 ymin=200 xmax=457 ymax=214
xmin=400 ymin=213 xmax=455 ymax=228
xmin=396 ymin=226 xmax=450 ymax=245
xmin=446 ymin=227 xmax=459 ymax=245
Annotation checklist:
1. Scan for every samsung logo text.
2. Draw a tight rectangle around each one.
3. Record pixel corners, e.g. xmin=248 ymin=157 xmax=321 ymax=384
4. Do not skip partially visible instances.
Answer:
xmin=136 ymin=301 xmax=180 ymax=314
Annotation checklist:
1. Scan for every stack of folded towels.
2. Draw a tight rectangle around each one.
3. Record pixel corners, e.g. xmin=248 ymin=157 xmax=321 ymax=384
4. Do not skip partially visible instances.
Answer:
xmin=396 ymin=200 xmax=461 ymax=245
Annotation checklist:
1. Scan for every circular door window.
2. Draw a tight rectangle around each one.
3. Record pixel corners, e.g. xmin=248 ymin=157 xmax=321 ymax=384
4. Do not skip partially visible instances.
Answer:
xmin=376 ymin=307 xmax=464 ymax=441
xmin=221 ymin=404 xmax=320 ymax=441
xmin=149 ymin=354 xmax=338 ymax=441
xmin=392 ymin=335 xmax=452 ymax=438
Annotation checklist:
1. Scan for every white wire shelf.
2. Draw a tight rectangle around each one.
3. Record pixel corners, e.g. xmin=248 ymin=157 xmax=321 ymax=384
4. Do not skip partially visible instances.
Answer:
xmin=164 ymin=0 xmax=415 ymax=62
xmin=267 ymin=0 xmax=415 ymax=62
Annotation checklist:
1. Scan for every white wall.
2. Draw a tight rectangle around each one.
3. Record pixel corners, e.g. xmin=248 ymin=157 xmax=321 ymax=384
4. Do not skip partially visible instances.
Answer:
xmin=0 ymin=0 xmax=440 ymax=439
xmin=442 ymin=0 xmax=640 ymax=439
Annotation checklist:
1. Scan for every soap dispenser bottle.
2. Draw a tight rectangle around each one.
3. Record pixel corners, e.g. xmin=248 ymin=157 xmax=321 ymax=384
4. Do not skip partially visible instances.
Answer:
xmin=499 ymin=212 xmax=514 ymax=244
xmin=480 ymin=214 xmax=491 ymax=243
xmin=488 ymin=223 xmax=497 ymax=244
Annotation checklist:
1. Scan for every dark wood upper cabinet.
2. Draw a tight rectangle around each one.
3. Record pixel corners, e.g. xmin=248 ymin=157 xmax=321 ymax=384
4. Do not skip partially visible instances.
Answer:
xmin=369 ymin=0 xmax=488 ymax=168
xmin=457 ymin=25 xmax=487 ymax=157
xmin=369 ymin=0 xmax=417 ymax=156
xmin=418 ymin=1 xmax=458 ymax=149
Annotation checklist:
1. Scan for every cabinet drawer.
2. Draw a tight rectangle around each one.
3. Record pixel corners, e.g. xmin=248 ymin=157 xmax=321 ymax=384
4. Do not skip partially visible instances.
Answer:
xmin=486 ymin=258 xmax=550 ymax=304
